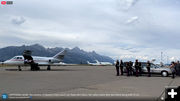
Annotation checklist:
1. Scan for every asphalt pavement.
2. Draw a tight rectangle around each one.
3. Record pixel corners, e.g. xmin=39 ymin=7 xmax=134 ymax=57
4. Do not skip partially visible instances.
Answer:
xmin=0 ymin=66 xmax=179 ymax=101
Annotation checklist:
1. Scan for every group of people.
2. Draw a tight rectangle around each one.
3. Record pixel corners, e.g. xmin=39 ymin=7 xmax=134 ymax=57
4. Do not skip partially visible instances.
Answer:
xmin=115 ymin=59 xmax=180 ymax=79
xmin=169 ymin=61 xmax=180 ymax=79
xmin=115 ymin=59 xmax=151 ymax=77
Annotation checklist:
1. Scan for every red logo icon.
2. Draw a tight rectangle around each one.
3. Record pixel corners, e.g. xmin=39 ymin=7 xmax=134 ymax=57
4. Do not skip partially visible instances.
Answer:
xmin=1 ymin=1 xmax=7 ymax=5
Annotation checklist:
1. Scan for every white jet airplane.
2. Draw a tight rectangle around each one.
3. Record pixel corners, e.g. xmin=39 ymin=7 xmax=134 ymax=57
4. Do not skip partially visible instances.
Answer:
xmin=2 ymin=50 xmax=67 ymax=71
xmin=87 ymin=60 xmax=112 ymax=66
xmin=95 ymin=60 xmax=112 ymax=65
xmin=87 ymin=61 xmax=100 ymax=66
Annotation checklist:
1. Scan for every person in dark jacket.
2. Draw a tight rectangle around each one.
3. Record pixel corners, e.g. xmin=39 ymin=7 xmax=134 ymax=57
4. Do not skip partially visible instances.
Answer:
xmin=135 ymin=59 xmax=139 ymax=77
xmin=147 ymin=61 xmax=151 ymax=77
xmin=115 ymin=60 xmax=120 ymax=76
xmin=170 ymin=62 xmax=176 ymax=79
xmin=138 ymin=62 xmax=142 ymax=76
xmin=126 ymin=62 xmax=130 ymax=76
xmin=129 ymin=61 xmax=133 ymax=76
xmin=120 ymin=60 xmax=124 ymax=75
xmin=175 ymin=61 xmax=180 ymax=76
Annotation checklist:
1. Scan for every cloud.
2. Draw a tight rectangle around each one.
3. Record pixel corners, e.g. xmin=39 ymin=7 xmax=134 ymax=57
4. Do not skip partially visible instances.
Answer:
xmin=169 ymin=57 xmax=179 ymax=62
xmin=125 ymin=0 xmax=138 ymax=9
xmin=0 ymin=0 xmax=180 ymax=64
xmin=11 ymin=16 xmax=26 ymax=25
xmin=126 ymin=16 xmax=139 ymax=24
xmin=116 ymin=0 xmax=138 ymax=10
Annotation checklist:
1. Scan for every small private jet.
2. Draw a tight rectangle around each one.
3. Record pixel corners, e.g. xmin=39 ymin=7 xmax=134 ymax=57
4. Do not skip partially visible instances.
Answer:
xmin=87 ymin=61 xmax=99 ymax=65
xmin=2 ymin=49 xmax=67 ymax=71
xmin=87 ymin=60 xmax=112 ymax=66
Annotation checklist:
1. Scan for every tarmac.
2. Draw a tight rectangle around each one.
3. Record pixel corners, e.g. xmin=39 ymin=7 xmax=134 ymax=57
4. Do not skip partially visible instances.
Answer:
xmin=0 ymin=65 xmax=179 ymax=101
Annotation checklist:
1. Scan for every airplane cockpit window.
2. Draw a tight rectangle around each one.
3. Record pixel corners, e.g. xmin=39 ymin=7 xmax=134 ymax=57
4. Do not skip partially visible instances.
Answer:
xmin=12 ymin=57 xmax=23 ymax=60
xmin=12 ymin=57 xmax=18 ymax=59
xmin=17 ymin=57 xmax=23 ymax=60
xmin=17 ymin=57 xmax=22 ymax=60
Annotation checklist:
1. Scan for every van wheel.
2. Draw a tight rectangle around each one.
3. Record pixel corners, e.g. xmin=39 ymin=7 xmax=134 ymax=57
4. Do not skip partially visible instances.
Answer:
xmin=161 ymin=71 xmax=168 ymax=77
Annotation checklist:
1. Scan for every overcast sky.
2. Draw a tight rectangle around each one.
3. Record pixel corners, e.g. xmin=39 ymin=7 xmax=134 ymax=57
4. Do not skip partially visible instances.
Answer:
xmin=0 ymin=0 xmax=180 ymax=63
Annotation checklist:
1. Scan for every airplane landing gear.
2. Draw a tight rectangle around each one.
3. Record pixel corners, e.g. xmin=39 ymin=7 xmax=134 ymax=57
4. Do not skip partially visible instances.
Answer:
xmin=47 ymin=65 xmax=51 ymax=70
xmin=18 ymin=66 xmax=22 ymax=71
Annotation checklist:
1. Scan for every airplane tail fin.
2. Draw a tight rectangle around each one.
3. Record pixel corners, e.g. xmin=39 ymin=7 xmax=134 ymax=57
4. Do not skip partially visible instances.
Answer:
xmin=87 ymin=61 xmax=90 ymax=64
xmin=95 ymin=60 xmax=100 ymax=64
xmin=53 ymin=49 xmax=67 ymax=60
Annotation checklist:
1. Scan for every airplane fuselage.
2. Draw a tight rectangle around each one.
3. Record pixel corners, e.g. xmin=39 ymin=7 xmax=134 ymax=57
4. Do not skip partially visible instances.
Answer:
xmin=2 ymin=49 xmax=67 ymax=71
xmin=4 ymin=55 xmax=61 ymax=66
xmin=87 ymin=60 xmax=112 ymax=66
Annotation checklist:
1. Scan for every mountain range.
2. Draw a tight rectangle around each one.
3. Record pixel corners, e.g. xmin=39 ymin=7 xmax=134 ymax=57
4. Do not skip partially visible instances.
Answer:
xmin=0 ymin=44 xmax=114 ymax=64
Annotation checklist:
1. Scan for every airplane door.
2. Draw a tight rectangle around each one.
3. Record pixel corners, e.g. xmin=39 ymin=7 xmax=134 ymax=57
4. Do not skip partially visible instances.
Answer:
xmin=23 ymin=50 xmax=33 ymax=64
xmin=22 ymin=50 xmax=40 ymax=71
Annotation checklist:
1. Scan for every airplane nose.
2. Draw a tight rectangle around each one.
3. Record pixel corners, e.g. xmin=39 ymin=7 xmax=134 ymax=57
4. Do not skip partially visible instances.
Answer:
xmin=3 ymin=60 xmax=9 ymax=65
